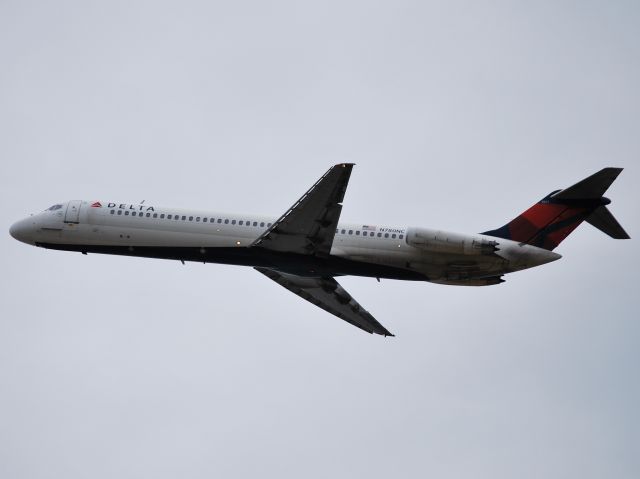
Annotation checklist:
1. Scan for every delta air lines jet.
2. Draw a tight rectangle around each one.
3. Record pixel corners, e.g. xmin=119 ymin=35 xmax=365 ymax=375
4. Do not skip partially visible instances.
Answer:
xmin=9 ymin=165 xmax=629 ymax=336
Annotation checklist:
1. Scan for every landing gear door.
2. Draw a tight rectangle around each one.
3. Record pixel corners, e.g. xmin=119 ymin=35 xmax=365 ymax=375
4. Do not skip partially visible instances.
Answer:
xmin=64 ymin=200 xmax=82 ymax=223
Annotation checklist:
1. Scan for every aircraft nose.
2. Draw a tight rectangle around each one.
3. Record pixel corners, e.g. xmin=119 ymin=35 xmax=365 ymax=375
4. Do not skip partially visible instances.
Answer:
xmin=9 ymin=218 xmax=36 ymax=245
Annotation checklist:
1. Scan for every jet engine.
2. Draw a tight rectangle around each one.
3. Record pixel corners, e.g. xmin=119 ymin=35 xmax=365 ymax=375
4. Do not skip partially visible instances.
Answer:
xmin=406 ymin=228 xmax=499 ymax=256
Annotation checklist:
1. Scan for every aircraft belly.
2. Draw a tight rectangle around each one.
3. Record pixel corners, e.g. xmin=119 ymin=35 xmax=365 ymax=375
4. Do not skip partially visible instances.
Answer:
xmin=39 ymin=225 xmax=510 ymax=283
xmin=34 ymin=241 xmax=426 ymax=280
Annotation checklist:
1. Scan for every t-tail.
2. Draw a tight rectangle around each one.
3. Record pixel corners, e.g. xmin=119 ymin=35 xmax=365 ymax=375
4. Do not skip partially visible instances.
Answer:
xmin=482 ymin=168 xmax=630 ymax=251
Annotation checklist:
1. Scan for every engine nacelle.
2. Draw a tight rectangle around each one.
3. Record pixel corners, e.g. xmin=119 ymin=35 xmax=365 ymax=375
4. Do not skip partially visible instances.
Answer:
xmin=406 ymin=227 xmax=499 ymax=256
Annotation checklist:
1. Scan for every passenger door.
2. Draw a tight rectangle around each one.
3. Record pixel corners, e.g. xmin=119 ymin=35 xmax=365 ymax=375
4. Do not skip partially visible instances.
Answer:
xmin=64 ymin=200 xmax=82 ymax=223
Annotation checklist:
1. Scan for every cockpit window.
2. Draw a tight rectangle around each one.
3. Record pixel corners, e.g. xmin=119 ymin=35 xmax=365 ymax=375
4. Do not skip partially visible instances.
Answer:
xmin=46 ymin=204 xmax=63 ymax=211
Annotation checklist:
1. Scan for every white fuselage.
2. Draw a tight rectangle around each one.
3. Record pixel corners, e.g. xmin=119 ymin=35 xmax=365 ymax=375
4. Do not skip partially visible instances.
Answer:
xmin=10 ymin=200 xmax=561 ymax=284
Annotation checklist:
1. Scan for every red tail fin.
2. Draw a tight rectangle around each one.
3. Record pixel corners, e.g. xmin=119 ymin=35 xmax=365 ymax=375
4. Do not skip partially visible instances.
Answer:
xmin=482 ymin=168 xmax=628 ymax=250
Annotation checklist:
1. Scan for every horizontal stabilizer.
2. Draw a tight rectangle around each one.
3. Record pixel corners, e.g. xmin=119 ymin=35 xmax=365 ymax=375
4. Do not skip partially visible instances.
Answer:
xmin=586 ymin=206 xmax=630 ymax=239
xmin=552 ymin=167 xmax=622 ymax=200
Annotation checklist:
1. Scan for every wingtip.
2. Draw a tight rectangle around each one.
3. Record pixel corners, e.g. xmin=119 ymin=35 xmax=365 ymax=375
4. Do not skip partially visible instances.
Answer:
xmin=370 ymin=327 xmax=394 ymax=337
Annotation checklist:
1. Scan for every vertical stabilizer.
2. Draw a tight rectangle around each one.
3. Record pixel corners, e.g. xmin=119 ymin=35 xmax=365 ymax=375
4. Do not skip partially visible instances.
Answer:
xmin=482 ymin=168 xmax=629 ymax=250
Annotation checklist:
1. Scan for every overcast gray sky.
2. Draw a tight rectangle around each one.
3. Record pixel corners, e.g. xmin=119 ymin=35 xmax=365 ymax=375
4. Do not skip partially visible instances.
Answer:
xmin=1 ymin=1 xmax=639 ymax=478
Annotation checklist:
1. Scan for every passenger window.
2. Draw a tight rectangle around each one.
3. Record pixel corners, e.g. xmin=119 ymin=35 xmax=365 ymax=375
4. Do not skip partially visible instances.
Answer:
xmin=355 ymin=231 xmax=360 ymax=235
xmin=202 ymin=218 xmax=207 ymax=222
xmin=384 ymin=233 xmax=389 ymax=238
xmin=224 ymin=219 xmax=229 ymax=224
xmin=268 ymin=223 xmax=272 ymax=227
xmin=153 ymin=213 xmax=158 ymax=218
xmin=392 ymin=234 xmax=396 ymax=239
xmin=399 ymin=234 xmax=404 ymax=240
xmin=348 ymin=230 xmax=353 ymax=235
xmin=117 ymin=210 xmax=122 ymax=215
xmin=181 ymin=216 xmax=186 ymax=220
xmin=146 ymin=213 xmax=151 ymax=217
xmin=231 ymin=220 xmax=236 ymax=225
xmin=253 ymin=221 xmax=257 ymax=226
xmin=370 ymin=232 xmax=375 ymax=237
xmin=260 ymin=222 xmax=265 ymax=227
xmin=167 ymin=214 xmax=172 ymax=219
xmin=341 ymin=229 xmax=345 ymax=234
xmin=217 ymin=219 xmax=222 ymax=224
xmin=175 ymin=216 xmax=180 ymax=220
xmin=239 ymin=220 xmax=243 ymax=225
xmin=160 ymin=214 xmax=164 ymax=219
xmin=132 ymin=212 xmax=137 ymax=216
xmin=110 ymin=210 xmax=115 ymax=215
xmin=377 ymin=232 xmax=381 ymax=237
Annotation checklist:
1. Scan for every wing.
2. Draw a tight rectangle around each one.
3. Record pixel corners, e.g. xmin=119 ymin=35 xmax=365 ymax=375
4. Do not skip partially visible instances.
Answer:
xmin=255 ymin=267 xmax=394 ymax=337
xmin=251 ymin=163 xmax=353 ymax=258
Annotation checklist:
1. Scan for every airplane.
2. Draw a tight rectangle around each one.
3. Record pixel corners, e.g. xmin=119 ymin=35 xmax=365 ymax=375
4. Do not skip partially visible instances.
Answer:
xmin=9 ymin=164 xmax=629 ymax=337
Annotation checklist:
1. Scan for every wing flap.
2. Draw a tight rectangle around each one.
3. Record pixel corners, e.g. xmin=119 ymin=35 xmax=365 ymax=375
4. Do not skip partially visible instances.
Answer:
xmin=255 ymin=267 xmax=394 ymax=336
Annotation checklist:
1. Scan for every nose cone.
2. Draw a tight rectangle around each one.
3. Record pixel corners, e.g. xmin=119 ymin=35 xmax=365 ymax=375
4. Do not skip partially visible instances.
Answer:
xmin=9 ymin=218 xmax=37 ymax=245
